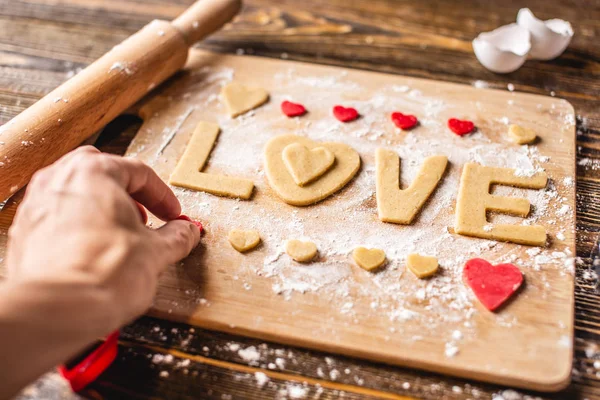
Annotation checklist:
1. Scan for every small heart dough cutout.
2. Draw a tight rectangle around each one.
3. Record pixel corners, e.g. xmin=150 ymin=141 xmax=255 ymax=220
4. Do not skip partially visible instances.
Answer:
xmin=333 ymin=105 xmax=359 ymax=122
xmin=221 ymin=82 xmax=269 ymax=117
xmin=352 ymin=247 xmax=386 ymax=271
xmin=448 ymin=118 xmax=475 ymax=136
xmin=508 ymin=124 xmax=537 ymax=144
xmin=281 ymin=100 xmax=307 ymax=117
xmin=391 ymin=112 xmax=418 ymax=130
xmin=286 ymin=240 xmax=318 ymax=262
xmin=406 ymin=253 xmax=438 ymax=278
xmin=282 ymin=143 xmax=335 ymax=186
xmin=463 ymin=258 xmax=523 ymax=311
xmin=228 ymin=229 xmax=261 ymax=253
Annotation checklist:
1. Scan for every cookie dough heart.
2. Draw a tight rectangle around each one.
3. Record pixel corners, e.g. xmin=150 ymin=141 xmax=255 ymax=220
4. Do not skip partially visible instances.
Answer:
xmin=265 ymin=135 xmax=360 ymax=206
xmin=333 ymin=105 xmax=359 ymax=122
xmin=281 ymin=100 xmax=307 ymax=117
xmin=352 ymin=247 xmax=386 ymax=271
xmin=221 ymin=82 xmax=269 ymax=117
xmin=228 ymin=229 xmax=261 ymax=253
xmin=448 ymin=118 xmax=475 ymax=136
xmin=283 ymin=143 xmax=335 ymax=187
xmin=508 ymin=124 xmax=537 ymax=144
xmin=286 ymin=240 xmax=317 ymax=262
xmin=463 ymin=258 xmax=523 ymax=311
xmin=391 ymin=112 xmax=418 ymax=130
xmin=406 ymin=253 xmax=438 ymax=278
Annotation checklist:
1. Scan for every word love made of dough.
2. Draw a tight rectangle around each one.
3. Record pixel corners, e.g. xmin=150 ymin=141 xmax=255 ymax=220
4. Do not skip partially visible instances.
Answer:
xmin=170 ymin=124 xmax=549 ymax=247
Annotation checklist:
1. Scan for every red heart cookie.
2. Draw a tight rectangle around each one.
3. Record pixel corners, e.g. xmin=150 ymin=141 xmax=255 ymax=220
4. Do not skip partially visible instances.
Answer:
xmin=463 ymin=258 xmax=523 ymax=311
xmin=448 ymin=118 xmax=475 ymax=136
xmin=391 ymin=112 xmax=418 ymax=130
xmin=333 ymin=105 xmax=359 ymax=122
xmin=281 ymin=100 xmax=307 ymax=117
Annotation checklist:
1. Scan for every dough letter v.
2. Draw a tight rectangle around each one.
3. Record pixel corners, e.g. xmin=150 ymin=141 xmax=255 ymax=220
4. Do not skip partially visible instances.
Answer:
xmin=169 ymin=121 xmax=254 ymax=199
xmin=375 ymin=149 xmax=448 ymax=224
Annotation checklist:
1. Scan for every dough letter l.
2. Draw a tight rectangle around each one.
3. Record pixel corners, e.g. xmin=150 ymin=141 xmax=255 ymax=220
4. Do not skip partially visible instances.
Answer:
xmin=169 ymin=121 xmax=254 ymax=199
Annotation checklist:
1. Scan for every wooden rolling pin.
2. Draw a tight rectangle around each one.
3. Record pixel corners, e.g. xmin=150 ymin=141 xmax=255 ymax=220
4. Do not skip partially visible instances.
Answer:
xmin=0 ymin=0 xmax=241 ymax=202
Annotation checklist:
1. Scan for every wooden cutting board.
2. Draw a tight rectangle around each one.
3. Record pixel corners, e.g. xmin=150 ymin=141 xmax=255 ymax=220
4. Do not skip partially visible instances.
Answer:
xmin=0 ymin=49 xmax=577 ymax=391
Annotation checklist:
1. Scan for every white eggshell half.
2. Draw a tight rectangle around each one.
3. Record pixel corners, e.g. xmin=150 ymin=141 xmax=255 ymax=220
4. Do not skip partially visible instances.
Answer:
xmin=517 ymin=8 xmax=573 ymax=60
xmin=472 ymin=23 xmax=531 ymax=74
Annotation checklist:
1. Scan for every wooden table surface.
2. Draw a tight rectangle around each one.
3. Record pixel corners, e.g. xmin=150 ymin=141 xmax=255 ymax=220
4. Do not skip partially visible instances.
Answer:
xmin=2 ymin=0 xmax=599 ymax=399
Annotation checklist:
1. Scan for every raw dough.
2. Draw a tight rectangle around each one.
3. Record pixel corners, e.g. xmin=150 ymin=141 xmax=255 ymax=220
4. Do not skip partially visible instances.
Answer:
xmin=169 ymin=121 xmax=254 ymax=199
xmin=228 ymin=229 xmax=261 ymax=253
xmin=391 ymin=112 xmax=418 ymax=130
xmin=333 ymin=105 xmax=359 ymax=122
xmin=221 ymin=82 xmax=269 ymax=117
xmin=463 ymin=258 xmax=523 ymax=311
xmin=406 ymin=253 xmax=438 ymax=278
xmin=376 ymin=149 xmax=448 ymax=224
xmin=448 ymin=118 xmax=475 ymax=136
xmin=455 ymin=162 xmax=547 ymax=246
xmin=352 ymin=247 xmax=386 ymax=271
xmin=281 ymin=100 xmax=307 ymax=117
xmin=265 ymin=135 xmax=360 ymax=206
xmin=286 ymin=240 xmax=318 ymax=262
xmin=282 ymin=143 xmax=335 ymax=187
xmin=508 ymin=124 xmax=537 ymax=145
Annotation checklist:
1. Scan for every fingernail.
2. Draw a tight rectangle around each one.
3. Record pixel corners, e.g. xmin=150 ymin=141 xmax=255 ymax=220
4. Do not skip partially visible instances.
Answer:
xmin=176 ymin=215 xmax=204 ymax=234
xmin=135 ymin=202 xmax=148 ymax=224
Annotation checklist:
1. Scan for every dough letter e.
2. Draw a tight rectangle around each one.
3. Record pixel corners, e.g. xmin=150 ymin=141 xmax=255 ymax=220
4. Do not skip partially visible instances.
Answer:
xmin=455 ymin=163 xmax=548 ymax=246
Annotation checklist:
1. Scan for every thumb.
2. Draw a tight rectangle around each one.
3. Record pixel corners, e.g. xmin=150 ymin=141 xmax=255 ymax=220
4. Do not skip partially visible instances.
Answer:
xmin=154 ymin=219 xmax=201 ymax=267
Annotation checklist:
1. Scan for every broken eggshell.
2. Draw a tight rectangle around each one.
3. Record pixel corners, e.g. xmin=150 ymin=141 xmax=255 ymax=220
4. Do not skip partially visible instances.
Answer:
xmin=472 ymin=23 xmax=531 ymax=74
xmin=517 ymin=8 xmax=573 ymax=60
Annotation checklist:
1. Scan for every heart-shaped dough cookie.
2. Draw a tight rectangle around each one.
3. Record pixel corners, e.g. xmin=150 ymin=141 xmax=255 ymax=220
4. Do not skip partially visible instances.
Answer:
xmin=283 ymin=143 xmax=335 ymax=187
xmin=286 ymin=240 xmax=317 ymax=262
xmin=406 ymin=253 xmax=438 ymax=278
xmin=352 ymin=247 xmax=386 ymax=271
xmin=508 ymin=124 xmax=537 ymax=145
xmin=228 ymin=229 xmax=261 ymax=253
xmin=221 ymin=82 xmax=269 ymax=117
xmin=463 ymin=258 xmax=523 ymax=311
xmin=265 ymin=135 xmax=360 ymax=206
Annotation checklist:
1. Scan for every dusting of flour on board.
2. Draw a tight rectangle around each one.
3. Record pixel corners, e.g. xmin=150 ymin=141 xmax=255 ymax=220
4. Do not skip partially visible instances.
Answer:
xmin=126 ymin=54 xmax=575 ymax=366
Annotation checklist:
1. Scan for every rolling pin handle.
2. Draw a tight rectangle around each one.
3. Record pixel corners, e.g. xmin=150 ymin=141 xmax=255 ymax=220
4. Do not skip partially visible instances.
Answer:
xmin=172 ymin=0 xmax=242 ymax=45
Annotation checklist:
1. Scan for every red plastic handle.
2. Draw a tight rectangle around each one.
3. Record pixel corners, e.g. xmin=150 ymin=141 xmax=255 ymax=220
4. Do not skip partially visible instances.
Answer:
xmin=59 ymin=331 xmax=119 ymax=392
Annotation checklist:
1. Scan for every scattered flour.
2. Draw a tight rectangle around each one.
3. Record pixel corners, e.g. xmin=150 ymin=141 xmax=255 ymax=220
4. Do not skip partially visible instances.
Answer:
xmin=254 ymin=372 xmax=270 ymax=388
xmin=128 ymin=65 xmax=576 ymax=362
xmin=108 ymin=61 xmax=133 ymax=75
xmin=238 ymin=346 xmax=261 ymax=364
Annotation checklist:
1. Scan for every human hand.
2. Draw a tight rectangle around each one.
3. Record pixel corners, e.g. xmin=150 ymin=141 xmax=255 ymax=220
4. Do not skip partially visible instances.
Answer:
xmin=0 ymin=146 xmax=200 ymax=397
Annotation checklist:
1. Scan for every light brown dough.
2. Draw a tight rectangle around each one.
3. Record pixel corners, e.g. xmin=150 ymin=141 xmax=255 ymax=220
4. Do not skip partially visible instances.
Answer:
xmin=455 ymin=162 xmax=548 ymax=246
xmin=265 ymin=135 xmax=360 ymax=206
xmin=352 ymin=247 xmax=386 ymax=271
xmin=406 ymin=253 xmax=438 ymax=278
xmin=221 ymin=82 xmax=269 ymax=117
xmin=376 ymin=149 xmax=448 ymax=224
xmin=228 ymin=229 xmax=261 ymax=253
xmin=286 ymin=240 xmax=318 ymax=262
xmin=169 ymin=121 xmax=254 ymax=199
xmin=508 ymin=124 xmax=537 ymax=145
xmin=282 ymin=143 xmax=335 ymax=187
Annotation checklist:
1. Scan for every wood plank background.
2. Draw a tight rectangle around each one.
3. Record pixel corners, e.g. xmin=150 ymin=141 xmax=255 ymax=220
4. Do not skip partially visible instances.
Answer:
xmin=0 ymin=0 xmax=598 ymax=399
